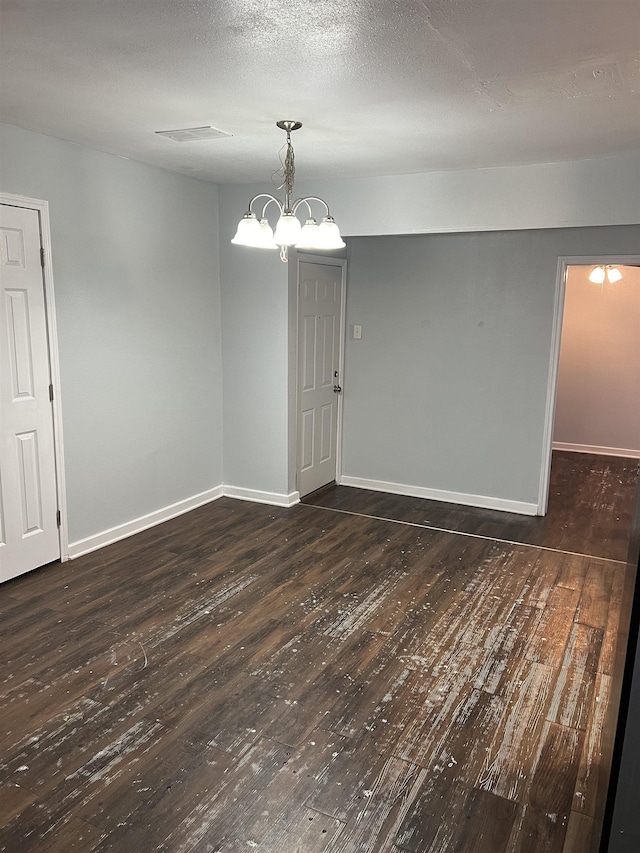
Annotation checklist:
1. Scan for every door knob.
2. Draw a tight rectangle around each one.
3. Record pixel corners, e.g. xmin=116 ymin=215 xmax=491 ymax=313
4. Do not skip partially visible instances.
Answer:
xmin=333 ymin=384 xmax=342 ymax=393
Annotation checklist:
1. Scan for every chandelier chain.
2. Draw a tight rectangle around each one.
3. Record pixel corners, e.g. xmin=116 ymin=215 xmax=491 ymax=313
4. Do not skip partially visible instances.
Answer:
xmin=283 ymin=131 xmax=295 ymax=212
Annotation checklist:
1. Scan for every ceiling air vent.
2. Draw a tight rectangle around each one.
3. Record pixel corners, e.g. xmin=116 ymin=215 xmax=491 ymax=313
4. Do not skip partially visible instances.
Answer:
xmin=155 ymin=126 xmax=232 ymax=142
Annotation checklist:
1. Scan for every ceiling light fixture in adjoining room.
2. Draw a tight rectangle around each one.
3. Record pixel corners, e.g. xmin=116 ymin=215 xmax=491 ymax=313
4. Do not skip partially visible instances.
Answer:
xmin=589 ymin=264 xmax=623 ymax=284
xmin=232 ymin=121 xmax=345 ymax=263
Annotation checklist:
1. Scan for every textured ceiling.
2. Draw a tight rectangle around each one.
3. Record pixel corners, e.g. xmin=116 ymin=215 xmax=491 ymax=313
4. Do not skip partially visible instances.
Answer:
xmin=1 ymin=0 xmax=639 ymax=183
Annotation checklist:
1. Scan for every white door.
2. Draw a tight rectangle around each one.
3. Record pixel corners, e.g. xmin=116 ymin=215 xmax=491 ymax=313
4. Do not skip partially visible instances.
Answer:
xmin=0 ymin=204 xmax=60 ymax=582
xmin=297 ymin=261 xmax=344 ymax=497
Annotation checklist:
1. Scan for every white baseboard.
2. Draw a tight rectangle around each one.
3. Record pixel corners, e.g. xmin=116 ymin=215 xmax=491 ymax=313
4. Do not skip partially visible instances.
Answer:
xmin=339 ymin=475 xmax=538 ymax=516
xmin=68 ymin=486 xmax=224 ymax=559
xmin=552 ymin=441 xmax=640 ymax=459
xmin=65 ymin=470 xmax=540 ymax=561
xmin=223 ymin=485 xmax=300 ymax=507
xmin=67 ymin=483 xmax=302 ymax=560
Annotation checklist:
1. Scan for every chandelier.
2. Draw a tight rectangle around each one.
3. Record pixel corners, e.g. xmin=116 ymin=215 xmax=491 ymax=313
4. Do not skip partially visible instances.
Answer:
xmin=231 ymin=120 xmax=345 ymax=263
xmin=588 ymin=265 xmax=622 ymax=284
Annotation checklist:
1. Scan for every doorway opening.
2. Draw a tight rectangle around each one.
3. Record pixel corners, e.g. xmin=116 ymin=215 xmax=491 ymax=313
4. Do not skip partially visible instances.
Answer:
xmin=538 ymin=254 xmax=640 ymax=515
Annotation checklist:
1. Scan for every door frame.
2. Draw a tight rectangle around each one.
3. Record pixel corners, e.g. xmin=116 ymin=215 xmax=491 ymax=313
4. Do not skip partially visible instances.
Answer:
xmin=1 ymin=192 xmax=68 ymax=561
xmin=291 ymin=253 xmax=347 ymax=498
xmin=538 ymin=253 xmax=640 ymax=515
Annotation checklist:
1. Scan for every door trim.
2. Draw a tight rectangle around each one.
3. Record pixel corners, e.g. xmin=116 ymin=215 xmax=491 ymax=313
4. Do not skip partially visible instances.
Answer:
xmin=538 ymin=253 xmax=640 ymax=515
xmin=1 ymin=193 xmax=68 ymax=562
xmin=293 ymin=254 xmax=347 ymax=497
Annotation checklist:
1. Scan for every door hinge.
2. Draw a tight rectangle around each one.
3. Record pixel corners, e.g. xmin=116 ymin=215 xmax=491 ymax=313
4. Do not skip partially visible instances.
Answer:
xmin=49 ymin=384 xmax=54 ymax=402
xmin=40 ymin=247 xmax=45 ymax=268
xmin=56 ymin=510 xmax=61 ymax=528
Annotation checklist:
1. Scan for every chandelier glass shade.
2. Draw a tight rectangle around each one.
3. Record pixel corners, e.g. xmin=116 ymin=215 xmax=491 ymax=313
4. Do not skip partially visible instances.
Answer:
xmin=231 ymin=120 xmax=345 ymax=262
xmin=588 ymin=265 xmax=622 ymax=284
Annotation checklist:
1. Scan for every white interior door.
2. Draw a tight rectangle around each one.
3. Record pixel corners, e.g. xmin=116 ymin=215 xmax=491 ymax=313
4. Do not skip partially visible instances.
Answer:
xmin=297 ymin=260 xmax=344 ymax=498
xmin=0 ymin=203 xmax=60 ymax=582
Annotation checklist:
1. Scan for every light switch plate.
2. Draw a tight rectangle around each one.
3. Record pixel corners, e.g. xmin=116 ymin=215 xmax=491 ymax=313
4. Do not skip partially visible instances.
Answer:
xmin=353 ymin=325 xmax=362 ymax=339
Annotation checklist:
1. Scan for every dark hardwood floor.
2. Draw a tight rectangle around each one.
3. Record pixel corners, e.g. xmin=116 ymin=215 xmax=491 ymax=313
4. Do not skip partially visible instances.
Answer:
xmin=305 ymin=452 xmax=638 ymax=562
xmin=1 ymin=452 xmax=637 ymax=852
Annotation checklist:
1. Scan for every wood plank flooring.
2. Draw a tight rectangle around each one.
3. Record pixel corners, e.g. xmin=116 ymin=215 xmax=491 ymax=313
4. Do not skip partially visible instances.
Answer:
xmin=305 ymin=452 xmax=638 ymax=562
xmin=0 ymin=453 xmax=637 ymax=852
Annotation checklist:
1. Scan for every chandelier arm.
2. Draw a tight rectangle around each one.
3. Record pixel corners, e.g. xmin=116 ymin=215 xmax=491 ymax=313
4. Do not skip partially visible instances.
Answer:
xmin=247 ymin=193 xmax=283 ymax=217
xmin=292 ymin=196 xmax=331 ymax=217
xmin=258 ymin=196 xmax=284 ymax=220
xmin=293 ymin=199 xmax=314 ymax=218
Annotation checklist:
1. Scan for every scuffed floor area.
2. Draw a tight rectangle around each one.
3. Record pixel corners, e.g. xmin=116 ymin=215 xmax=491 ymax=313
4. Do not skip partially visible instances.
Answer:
xmin=1 ymin=454 xmax=637 ymax=852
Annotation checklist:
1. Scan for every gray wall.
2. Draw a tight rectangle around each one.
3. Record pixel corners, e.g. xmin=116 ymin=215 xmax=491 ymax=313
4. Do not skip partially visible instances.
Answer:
xmin=342 ymin=228 xmax=640 ymax=507
xmin=217 ymin=187 xmax=290 ymax=495
xmin=4 ymin=123 xmax=634 ymax=535
xmin=554 ymin=265 xmax=640 ymax=455
xmin=289 ymin=151 xmax=640 ymax=237
xmin=217 ymin=156 xmax=640 ymax=504
xmin=0 ymin=123 xmax=223 ymax=543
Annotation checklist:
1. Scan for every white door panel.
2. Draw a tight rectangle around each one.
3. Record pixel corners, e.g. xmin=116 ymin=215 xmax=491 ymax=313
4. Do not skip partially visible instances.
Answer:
xmin=0 ymin=204 xmax=59 ymax=582
xmin=297 ymin=261 xmax=343 ymax=497
xmin=319 ymin=404 xmax=333 ymax=463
